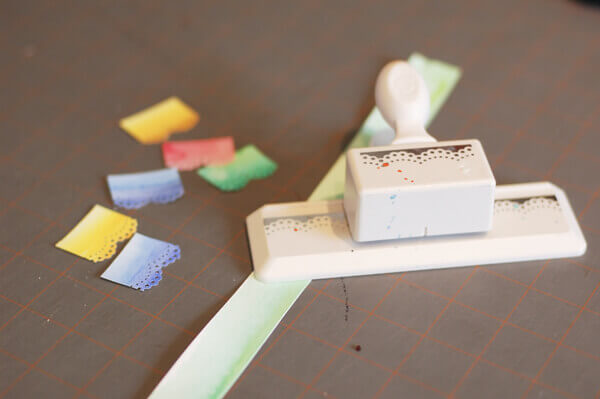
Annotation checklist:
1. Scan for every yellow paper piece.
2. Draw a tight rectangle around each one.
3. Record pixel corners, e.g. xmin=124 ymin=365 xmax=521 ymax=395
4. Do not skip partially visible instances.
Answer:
xmin=119 ymin=97 xmax=200 ymax=144
xmin=56 ymin=205 xmax=138 ymax=262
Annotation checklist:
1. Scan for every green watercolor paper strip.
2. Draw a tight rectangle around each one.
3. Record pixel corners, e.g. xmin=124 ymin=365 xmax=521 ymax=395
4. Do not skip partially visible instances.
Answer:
xmin=197 ymin=144 xmax=277 ymax=191
xmin=149 ymin=53 xmax=461 ymax=399
xmin=149 ymin=277 xmax=308 ymax=399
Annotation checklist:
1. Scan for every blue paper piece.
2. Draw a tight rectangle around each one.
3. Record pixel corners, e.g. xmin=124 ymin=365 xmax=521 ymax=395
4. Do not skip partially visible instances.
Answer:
xmin=107 ymin=168 xmax=184 ymax=209
xmin=101 ymin=233 xmax=181 ymax=291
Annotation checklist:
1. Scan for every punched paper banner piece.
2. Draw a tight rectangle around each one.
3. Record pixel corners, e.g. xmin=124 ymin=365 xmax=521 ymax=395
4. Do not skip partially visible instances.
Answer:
xmin=120 ymin=97 xmax=200 ymax=144
xmin=197 ymin=145 xmax=277 ymax=192
xmin=56 ymin=205 xmax=138 ymax=262
xmin=163 ymin=137 xmax=235 ymax=171
xmin=101 ymin=233 xmax=181 ymax=291
xmin=107 ymin=168 xmax=184 ymax=209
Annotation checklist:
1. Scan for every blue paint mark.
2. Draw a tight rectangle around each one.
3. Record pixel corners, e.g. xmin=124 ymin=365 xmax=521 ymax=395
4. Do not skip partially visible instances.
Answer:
xmin=390 ymin=194 xmax=397 ymax=200
xmin=387 ymin=216 xmax=395 ymax=231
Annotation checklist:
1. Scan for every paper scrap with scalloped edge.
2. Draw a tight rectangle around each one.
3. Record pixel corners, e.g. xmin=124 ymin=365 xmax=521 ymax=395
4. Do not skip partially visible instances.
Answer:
xmin=119 ymin=97 xmax=200 ymax=144
xmin=107 ymin=168 xmax=184 ymax=209
xmin=101 ymin=233 xmax=181 ymax=291
xmin=56 ymin=205 xmax=137 ymax=262
xmin=197 ymin=145 xmax=277 ymax=191
xmin=163 ymin=137 xmax=235 ymax=171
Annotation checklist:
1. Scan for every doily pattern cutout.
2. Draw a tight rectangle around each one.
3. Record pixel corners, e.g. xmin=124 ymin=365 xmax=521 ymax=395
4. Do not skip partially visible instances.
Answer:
xmin=264 ymin=214 xmax=347 ymax=236
xmin=494 ymin=196 xmax=560 ymax=216
xmin=360 ymin=145 xmax=474 ymax=167
xmin=130 ymin=243 xmax=181 ymax=291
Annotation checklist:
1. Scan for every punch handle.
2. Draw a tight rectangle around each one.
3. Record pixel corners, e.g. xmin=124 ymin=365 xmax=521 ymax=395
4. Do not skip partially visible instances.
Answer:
xmin=375 ymin=61 xmax=437 ymax=145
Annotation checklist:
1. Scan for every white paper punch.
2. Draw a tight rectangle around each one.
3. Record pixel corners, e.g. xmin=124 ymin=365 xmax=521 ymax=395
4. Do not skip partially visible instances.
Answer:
xmin=344 ymin=61 xmax=495 ymax=242
xmin=245 ymin=60 xmax=587 ymax=282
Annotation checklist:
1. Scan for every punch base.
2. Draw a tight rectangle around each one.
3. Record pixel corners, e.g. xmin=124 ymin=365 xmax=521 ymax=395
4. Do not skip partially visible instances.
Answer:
xmin=247 ymin=182 xmax=586 ymax=282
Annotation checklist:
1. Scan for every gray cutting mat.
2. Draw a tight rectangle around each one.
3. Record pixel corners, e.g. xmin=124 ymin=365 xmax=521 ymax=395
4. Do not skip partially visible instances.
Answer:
xmin=1 ymin=0 xmax=600 ymax=398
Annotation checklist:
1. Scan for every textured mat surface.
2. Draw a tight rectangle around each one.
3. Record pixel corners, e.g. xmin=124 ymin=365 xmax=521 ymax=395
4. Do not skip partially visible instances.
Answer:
xmin=1 ymin=1 xmax=600 ymax=398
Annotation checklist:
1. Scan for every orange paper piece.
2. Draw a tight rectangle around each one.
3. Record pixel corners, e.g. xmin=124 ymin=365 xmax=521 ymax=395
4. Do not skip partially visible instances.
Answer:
xmin=119 ymin=97 xmax=200 ymax=144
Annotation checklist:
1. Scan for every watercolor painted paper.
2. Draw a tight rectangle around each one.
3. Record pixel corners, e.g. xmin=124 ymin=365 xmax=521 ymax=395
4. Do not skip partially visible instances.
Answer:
xmin=149 ymin=54 xmax=461 ymax=399
xmin=107 ymin=168 xmax=184 ymax=209
xmin=101 ymin=233 xmax=181 ymax=291
xmin=163 ymin=137 xmax=235 ymax=171
xmin=56 ymin=205 xmax=138 ymax=262
xmin=197 ymin=145 xmax=277 ymax=191
xmin=120 ymin=97 xmax=200 ymax=144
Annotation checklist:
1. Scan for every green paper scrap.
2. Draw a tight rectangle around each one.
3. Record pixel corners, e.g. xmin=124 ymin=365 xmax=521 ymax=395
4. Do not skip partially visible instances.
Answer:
xmin=197 ymin=145 xmax=277 ymax=191
xmin=149 ymin=53 xmax=461 ymax=399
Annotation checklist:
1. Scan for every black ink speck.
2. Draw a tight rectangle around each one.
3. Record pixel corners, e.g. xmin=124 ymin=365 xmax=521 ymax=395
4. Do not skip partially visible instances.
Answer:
xmin=340 ymin=277 xmax=349 ymax=322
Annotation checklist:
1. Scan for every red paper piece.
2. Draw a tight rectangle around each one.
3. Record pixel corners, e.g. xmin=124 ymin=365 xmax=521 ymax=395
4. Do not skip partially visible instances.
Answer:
xmin=162 ymin=137 xmax=235 ymax=171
